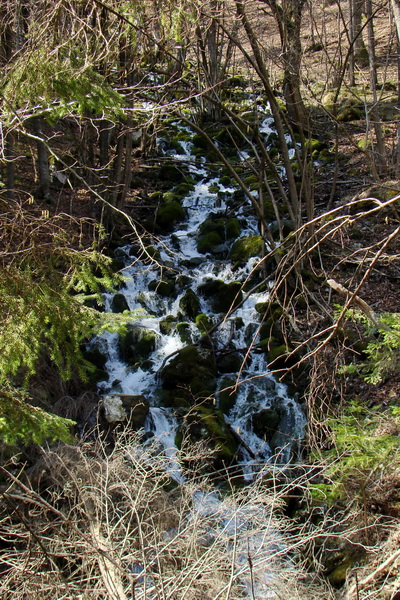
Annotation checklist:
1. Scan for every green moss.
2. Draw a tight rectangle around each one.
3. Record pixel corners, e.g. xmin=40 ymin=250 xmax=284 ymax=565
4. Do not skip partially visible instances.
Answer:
xmin=179 ymin=289 xmax=200 ymax=321
xmin=208 ymin=183 xmax=220 ymax=194
xmin=195 ymin=313 xmax=213 ymax=334
xmin=148 ymin=279 xmax=175 ymax=297
xmin=179 ymin=406 xmax=238 ymax=463
xmin=161 ymin=345 xmax=217 ymax=398
xmin=267 ymin=344 xmax=290 ymax=366
xmin=198 ymin=280 xmax=243 ymax=314
xmin=160 ymin=315 xmax=177 ymax=335
xmin=176 ymin=322 xmax=192 ymax=344
xmin=220 ymin=175 xmax=232 ymax=186
xmin=118 ymin=326 xmax=157 ymax=365
xmin=230 ymin=235 xmax=262 ymax=263
xmin=159 ymin=164 xmax=186 ymax=183
xmin=156 ymin=201 xmax=186 ymax=232
xmin=197 ymin=231 xmax=223 ymax=254
xmin=337 ymin=107 xmax=362 ymax=122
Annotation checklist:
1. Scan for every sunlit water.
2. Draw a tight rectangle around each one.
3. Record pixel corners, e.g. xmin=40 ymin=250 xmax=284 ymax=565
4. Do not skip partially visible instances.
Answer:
xmin=95 ymin=113 xmax=306 ymax=598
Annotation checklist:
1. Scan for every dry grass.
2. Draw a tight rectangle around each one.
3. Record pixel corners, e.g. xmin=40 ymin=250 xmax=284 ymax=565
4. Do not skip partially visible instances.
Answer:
xmin=0 ymin=430 xmax=333 ymax=600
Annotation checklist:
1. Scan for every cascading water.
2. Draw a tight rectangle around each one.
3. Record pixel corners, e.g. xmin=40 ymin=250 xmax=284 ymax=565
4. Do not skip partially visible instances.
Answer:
xmin=98 ymin=116 xmax=305 ymax=473
xmin=94 ymin=111 xmax=307 ymax=599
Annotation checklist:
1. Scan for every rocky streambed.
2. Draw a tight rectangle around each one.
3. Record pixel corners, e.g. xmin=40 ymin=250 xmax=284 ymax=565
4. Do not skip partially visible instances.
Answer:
xmin=88 ymin=114 xmax=306 ymax=481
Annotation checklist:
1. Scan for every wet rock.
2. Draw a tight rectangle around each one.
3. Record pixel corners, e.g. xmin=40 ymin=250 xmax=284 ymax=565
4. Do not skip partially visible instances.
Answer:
xmin=268 ymin=219 xmax=295 ymax=240
xmin=176 ymin=322 xmax=193 ymax=344
xmin=218 ymin=375 xmax=238 ymax=415
xmin=179 ymin=288 xmax=200 ymax=321
xmin=100 ymin=393 xmax=149 ymax=428
xmin=111 ymin=293 xmax=130 ymax=313
xmin=156 ymin=200 xmax=186 ymax=232
xmin=118 ymin=326 xmax=158 ymax=365
xmin=251 ymin=408 xmax=281 ymax=443
xmin=195 ymin=313 xmax=213 ymax=334
xmin=181 ymin=256 xmax=206 ymax=268
xmin=197 ymin=231 xmax=223 ymax=254
xmin=197 ymin=217 xmax=241 ymax=255
xmin=176 ymin=406 xmax=238 ymax=471
xmin=161 ymin=345 xmax=217 ymax=398
xmin=216 ymin=351 xmax=244 ymax=374
xmin=198 ymin=279 xmax=242 ymax=314
xmin=148 ymin=278 xmax=175 ymax=298
xmin=159 ymin=164 xmax=186 ymax=183
xmin=160 ymin=315 xmax=177 ymax=335
xmin=230 ymin=235 xmax=262 ymax=264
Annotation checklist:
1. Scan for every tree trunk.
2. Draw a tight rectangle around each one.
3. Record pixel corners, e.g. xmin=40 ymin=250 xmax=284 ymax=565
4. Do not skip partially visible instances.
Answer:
xmin=281 ymin=0 xmax=308 ymax=130
xmin=31 ymin=117 xmax=51 ymax=202
xmin=391 ymin=0 xmax=400 ymax=173
xmin=366 ymin=0 xmax=386 ymax=175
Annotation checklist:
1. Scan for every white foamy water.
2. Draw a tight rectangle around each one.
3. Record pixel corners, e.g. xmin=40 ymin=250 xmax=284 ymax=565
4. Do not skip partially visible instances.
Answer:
xmin=94 ymin=114 xmax=306 ymax=598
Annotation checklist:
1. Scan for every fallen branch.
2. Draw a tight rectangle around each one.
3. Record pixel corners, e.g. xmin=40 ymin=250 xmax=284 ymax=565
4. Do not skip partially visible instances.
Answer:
xmin=327 ymin=278 xmax=392 ymax=332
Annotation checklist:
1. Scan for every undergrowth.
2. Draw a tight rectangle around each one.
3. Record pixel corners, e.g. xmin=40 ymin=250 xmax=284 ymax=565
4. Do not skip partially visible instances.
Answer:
xmin=0 ymin=430 xmax=330 ymax=600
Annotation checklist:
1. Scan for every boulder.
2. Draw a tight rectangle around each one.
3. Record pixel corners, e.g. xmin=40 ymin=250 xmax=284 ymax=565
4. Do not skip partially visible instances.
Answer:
xmin=216 ymin=351 xmax=244 ymax=374
xmin=198 ymin=279 xmax=242 ymax=314
xmin=111 ymin=293 xmax=130 ymax=313
xmin=161 ymin=345 xmax=217 ymax=398
xmin=148 ymin=278 xmax=175 ymax=298
xmin=251 ymin=408 xmax=281 ymax=443
xmin=100 ymin=394 xmax=149 ymax=428
xmin=195 ymin=313 xmax=213 ymax=334
xmin=160 ymin=315 xmax=177 ymax=335
xmin=176 ymin=406 xmax=238 ymax=471
xmin=230 ymin=235 xmax=262 ymax=264
xmin=218 ymin=375 xmax=238 ymax=415
xmin=156 ymin=201 xmax=186 ymax=232
xmin=118 ymin=326 xmax=158 ymax=365
xmin=179 ymin=288 xmax=201 ymax=321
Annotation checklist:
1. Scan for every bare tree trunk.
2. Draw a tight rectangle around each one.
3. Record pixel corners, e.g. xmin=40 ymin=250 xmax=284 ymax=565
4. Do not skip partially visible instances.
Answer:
xmin=261 ymin=0 xmax=308 ymax=131
xmin=366 ymin=0 xmax=386 ymax=175
xmin=4 ymin=132 xmax=15 ymax=201
xmin=235 ymin=0 xmax=303 ymax=226
xmin=31 ymin=117 xmax=51 ymax=202
xmin=391 ymin=0 xmax=400 ymax=173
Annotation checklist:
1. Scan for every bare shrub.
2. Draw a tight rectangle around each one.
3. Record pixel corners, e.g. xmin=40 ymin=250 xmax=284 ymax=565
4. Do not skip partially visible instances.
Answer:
xmin=0 ymin=430 xmax=331 ymax=600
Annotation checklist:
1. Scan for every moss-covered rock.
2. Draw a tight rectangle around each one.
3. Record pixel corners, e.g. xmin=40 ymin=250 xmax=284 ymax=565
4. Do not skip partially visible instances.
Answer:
xmin=230 ymin=235 xmax=262 ymax=264
xmin=267 ymin=344 xmax=295 ymax=369
xmin=176 ymin=406 xmax=238 ymax=470
xmin=197 ymin=231 xmax=223 ymax=254
xmin=156 ymin=200 xmax=186 ymax=232
xmin=118 ymin=326 xmax=158 ymax=365
xmin=218 ymin=376 xmax=238 ymax=415
xmin=161 ymin=345 xmax=217 ymax=398
xmin=192 ymin=133 xmax=209 ymax=150
xmin=111 ymin=293 xmax=130 ymax=313
xmin=148 ymin=278 xmax=175 ymax=298
xmin=337 ymin=106 xmax=362 ymax=121
xmin=216 ymin=351 xmax=244 ymax=374
xmin=268 ymin=219 xmax=295 ymax=240
xmin=251 ymin=408 xmax=281 ymax=443
xmin=179 ymin=288 xmax=201 ymax=321
xmin=159 ymin=164 xmax=186 ymax=183
xmin=195 ymin=313 xmax=213 ymax=334
xmin=198 ymin=279 xmax=243 ymax=314
xmin=176 ymin=322 xmax=193 ymax=344
xmin=160 ymin=315 xmax=177 ymax=335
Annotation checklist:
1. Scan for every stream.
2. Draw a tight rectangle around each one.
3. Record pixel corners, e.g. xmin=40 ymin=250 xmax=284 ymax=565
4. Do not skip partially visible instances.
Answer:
xmin=93 ymin=113 xmax=307 ymax=598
